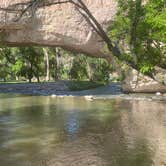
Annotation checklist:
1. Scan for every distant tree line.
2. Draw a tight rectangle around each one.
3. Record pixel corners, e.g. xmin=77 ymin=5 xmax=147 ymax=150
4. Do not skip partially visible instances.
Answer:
xmin=0 ymin=47 xmax=112 ymax=83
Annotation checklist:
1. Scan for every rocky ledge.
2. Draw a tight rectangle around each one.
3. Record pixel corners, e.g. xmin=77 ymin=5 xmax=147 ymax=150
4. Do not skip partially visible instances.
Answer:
xmin=122 ymin=69 xmax=166 ymax=93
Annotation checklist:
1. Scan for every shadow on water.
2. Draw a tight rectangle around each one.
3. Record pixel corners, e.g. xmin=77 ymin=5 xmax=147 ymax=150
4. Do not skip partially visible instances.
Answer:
xmin=0 ymin=95 xmax=166 ymax=166
xmin=0 ymin=93 xmax=31 ymax=99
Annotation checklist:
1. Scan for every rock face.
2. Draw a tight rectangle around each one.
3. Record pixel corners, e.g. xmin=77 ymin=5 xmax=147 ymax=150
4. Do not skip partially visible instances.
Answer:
xmin=1 ymin=0 xmax=166 ymax=93
xmin=122 ymin=69 xmax=166 ymax=93
xmin=0 ymin=0 xmax=117 ymax=58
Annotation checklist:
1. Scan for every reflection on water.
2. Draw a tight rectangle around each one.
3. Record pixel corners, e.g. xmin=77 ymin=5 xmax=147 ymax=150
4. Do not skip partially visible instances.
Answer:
xmin=120 ymin=101 xmax=166 ymax=166
xmin=0 ymin=94 xmax=166 ymax=166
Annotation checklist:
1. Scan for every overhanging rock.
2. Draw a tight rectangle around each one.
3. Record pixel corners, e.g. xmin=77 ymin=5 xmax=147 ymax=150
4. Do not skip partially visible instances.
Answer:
xmin=0 ymin=0 xmax=117 ymax=58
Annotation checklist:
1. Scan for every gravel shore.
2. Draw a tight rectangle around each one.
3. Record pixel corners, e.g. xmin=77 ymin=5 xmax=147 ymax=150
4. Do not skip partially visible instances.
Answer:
xmin=0 ymin=81 xmax=166 ymax=101
xmin=0 ymin=81 xmax=122 ymax=96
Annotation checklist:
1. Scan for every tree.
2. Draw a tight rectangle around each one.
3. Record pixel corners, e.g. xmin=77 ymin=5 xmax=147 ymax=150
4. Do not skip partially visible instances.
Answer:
xmin=108 ymin=0 xmax=166 ymax=79
xmin=69 ymin=54 xmax=88 ymax=80
xmin=54 ymin=47 xmax=61 ymax=80
xmin=0 ymin=50 xmax=9 ymax=82
xmin=86 ymin=58 xmax=111 ymax=82
xmin=43 ymin=47 xmax=50 ymax=81
xmin=12 ymin=47 xmax=44 ymax=82
xmin=0 ymin=47 xmax=18 ymax=81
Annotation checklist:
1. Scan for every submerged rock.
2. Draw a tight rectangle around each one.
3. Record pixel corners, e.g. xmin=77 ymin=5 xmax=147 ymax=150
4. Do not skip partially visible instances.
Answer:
xmin=84 ymin=95 xmax=94 ymax=101
xmin=51 ymin=94 xmax=57 ymax=98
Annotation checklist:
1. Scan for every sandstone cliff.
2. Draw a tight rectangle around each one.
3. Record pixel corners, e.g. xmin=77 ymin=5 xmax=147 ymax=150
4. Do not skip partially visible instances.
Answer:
xmin=0 ymin=0 xmax=117 ymax=58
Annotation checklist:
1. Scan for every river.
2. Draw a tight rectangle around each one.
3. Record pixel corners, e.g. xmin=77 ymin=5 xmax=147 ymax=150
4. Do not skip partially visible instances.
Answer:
xmin=0 ymin=94 xmax=166 ymax=166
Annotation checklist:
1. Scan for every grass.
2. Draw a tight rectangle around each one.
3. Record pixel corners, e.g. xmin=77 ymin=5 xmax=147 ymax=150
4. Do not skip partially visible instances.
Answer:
xmin=0 ymin=81 xmax=27 ymax=84
xmin=69 ymin=80 xmax=105 ymax=91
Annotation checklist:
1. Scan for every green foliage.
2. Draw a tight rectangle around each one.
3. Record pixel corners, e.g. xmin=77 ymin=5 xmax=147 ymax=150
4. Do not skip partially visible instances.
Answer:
xmin=140 ymin=63 xmax=154 ymax=74
xmin=69 ymin=54 xmax=112 ymax=83
xmin=69 ymin=81 xmax=104 ymax=91
xmin=0 ymin=46 xmax=112 ymax=84
xmin=0 ymin=48 xmax=14 ymax=81
xmin=108 ymin=0 xmax=166 ymax=74
xmin=70 ymin=55 xmax=88 ymax=80
xmin=13 ymin=47 xmax=44 ymax=82
xmin=12 ymin=60 xmax=24 ymax=76
xmin=87 ymin=58 xmax=112 ymax=82
xmin=0 ymin=47 xmax=44 ymax=82
xmin=145 ymin=0 xmax=166 ymax=43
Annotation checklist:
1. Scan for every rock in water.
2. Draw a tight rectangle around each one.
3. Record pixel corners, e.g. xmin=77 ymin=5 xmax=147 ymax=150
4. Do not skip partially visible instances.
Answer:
xmin=122 ymin=69 xmax=166 ymax=93
xmin=84 ymin=95 xmax=94 ymax=101
xmin=51 ymin=94 xmax=57 ymax=98
xmin=156 ymin=92 xmax=162 ymax=96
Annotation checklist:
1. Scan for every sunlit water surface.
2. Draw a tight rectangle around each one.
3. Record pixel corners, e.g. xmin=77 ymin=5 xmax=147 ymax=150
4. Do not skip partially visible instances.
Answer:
xmin=0 ymin=94 xmax=166 ymax=166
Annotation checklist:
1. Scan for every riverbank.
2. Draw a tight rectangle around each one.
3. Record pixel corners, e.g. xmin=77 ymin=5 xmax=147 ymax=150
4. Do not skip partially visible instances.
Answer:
xmin=0 ymin=81 xmax=69 ymax=95
xmin=0 ymin=81 xmax=166 ymax=101
xmin=0 ymin=81 xmax=122 ymax=96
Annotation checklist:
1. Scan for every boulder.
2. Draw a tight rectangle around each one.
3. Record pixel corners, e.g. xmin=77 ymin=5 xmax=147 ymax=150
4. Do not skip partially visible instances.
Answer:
xmin=122 ymin=69 xmax=166 ymax=93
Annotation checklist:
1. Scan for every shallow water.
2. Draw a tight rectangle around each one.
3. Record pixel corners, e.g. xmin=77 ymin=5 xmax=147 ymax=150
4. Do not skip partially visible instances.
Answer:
xmin=0 ymin=94 xmax=166 ymax=166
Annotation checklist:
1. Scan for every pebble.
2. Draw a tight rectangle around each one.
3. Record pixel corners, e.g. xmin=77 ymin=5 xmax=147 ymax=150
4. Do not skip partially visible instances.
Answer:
xmin=59 ymin=95 xmax=65 ymax=98
xmin=51 ymin=94 xmax=57 ymax=98
xmin=156 ymin=92 xmax=162 ymax=96
xmin=84 ymin=95 xmax=94 ymax=101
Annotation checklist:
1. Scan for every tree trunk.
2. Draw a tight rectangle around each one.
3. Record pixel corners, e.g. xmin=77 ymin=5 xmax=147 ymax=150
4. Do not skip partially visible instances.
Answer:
xmin=129 ymin=0 xmax=142 ymax=63
xmin=16 ymin=76 xmax=19 ymax=81
xmin=3 ymin=77 xmax=6 ymax=82
xmin=87 ymin=63 xmax=93 ymax=81
xmin=43 ymin=48 xmax=50 ymax=82
xmin=28 ymin=78 xmax=31 ymax=83
xmin=54 ymin=47 xmax=60 ymax=81
xmin=37 ymin=76 xmax=40 ymax=83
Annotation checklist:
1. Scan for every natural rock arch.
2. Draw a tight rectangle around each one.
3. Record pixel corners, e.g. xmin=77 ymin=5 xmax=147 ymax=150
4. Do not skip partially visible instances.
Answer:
xmin=0 ymin=0 xmax=117 ymax=58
